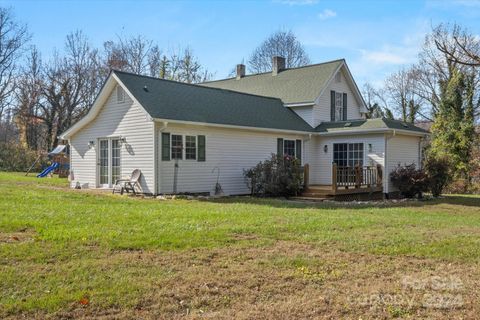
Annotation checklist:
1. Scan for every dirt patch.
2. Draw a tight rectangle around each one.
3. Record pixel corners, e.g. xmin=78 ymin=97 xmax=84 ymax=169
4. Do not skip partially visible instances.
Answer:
xmin=0 ymin=229 xmax=36 ymax=243
xmin=32 ymin=241 xmax=480 ymax=320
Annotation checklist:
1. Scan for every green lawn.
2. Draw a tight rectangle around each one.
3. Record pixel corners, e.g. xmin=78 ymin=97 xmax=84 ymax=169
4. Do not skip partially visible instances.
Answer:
xmin=1 ymin=172 xmax=479 ymax=319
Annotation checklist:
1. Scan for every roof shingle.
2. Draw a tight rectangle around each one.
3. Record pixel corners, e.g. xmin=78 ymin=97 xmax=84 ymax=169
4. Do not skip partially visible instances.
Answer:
xmin=114 ymin=70 xmax=313 ymax=132
xmin=200 ymin=59 xmax=343 ymax=104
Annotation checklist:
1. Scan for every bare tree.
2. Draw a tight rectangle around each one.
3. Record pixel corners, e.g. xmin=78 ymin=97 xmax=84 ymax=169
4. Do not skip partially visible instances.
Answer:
xmin=433 ymin=23 xmax=480 ymax=67
xmin=414 ymin=25 xmax=480 ymax=119
xmin=248 ymin=30 xmax=310 ymax=73
xmin=384 ymin=67 xmax=426 ymax=123
xmin=0 ymin=7 xmax=30 ymax=121
xmin=40 ymin=31 xmax=101 ymax=148
xmin=362 ymin=82 xmax=393 ymax=119
xmin=103 ymin=35 xmax=165 ymax=77
xmin=14 ymin=46 xmax=44 ymax=149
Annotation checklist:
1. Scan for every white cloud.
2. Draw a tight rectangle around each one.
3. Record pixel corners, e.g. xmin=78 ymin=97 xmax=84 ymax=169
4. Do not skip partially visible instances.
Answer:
xmin=275 ymin=0 xmax=318 ymax=6
xmin=361 ymin=50 xmax=408 ymax=65
xmin=318 ymin=9 xmax=337 ymax=20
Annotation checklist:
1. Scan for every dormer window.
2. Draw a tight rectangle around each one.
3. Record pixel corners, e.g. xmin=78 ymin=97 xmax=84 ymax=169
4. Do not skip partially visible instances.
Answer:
xmin=116 ymin=86 xmax=125 ymax=103
xmin=335 ymin=92 xmax=344 ymax=121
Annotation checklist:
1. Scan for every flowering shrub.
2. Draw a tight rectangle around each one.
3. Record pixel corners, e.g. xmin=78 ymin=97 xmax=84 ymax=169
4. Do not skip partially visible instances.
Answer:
xmin=390 ymin=163 xmax=428 ymax=198
xmin=244 ymin=153 xmax=304 ymax=197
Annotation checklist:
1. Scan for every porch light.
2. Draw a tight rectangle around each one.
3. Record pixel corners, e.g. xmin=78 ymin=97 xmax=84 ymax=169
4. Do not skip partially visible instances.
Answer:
xmin=120 ymin=136 xmax=127 ymax=144
xmin=88 ymin=141 xmax=95 ymax=149
xmin=323 ymin=145 xmax=328 ymax=153
xmin=368 ymin=144 xmax=373 ymax=152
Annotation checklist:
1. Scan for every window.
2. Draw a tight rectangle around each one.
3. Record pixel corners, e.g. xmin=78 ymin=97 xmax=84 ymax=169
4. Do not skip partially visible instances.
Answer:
xmin=335 ymin=92 xmax=343 ymax=121
xmin=116 ymin=86 xmax=125 ymax=103
xmin=333 ymin=143 xmax=364 ymax=167
xmin=335 ymin=72 xmax=341 ymax=83
xmin=171 ymin=135 xmax=183 ymax=160
xmin=283 ymin=140 xmax=296 ymax=157
xmin=185 ymin=135 xmax=196 ymax=160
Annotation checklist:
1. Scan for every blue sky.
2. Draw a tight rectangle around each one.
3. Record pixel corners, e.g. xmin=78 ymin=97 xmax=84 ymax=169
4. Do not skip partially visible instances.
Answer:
xmin=3 ymin=0 xmax=480 ymax=88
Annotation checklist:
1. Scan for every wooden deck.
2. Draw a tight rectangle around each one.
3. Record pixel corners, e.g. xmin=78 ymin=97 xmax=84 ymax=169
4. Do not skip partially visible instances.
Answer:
xmin=296 ymin=164 xmax=383 ymax=201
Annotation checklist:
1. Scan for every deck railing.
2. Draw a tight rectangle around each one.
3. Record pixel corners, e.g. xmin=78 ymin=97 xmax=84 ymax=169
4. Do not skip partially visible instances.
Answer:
xmin=332 ymin=163 xmax=382 ymax=192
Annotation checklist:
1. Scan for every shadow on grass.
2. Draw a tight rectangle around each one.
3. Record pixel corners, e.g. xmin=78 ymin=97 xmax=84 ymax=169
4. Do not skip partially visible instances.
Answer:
xmin=202 ymin=194 xmax=480 ymax=210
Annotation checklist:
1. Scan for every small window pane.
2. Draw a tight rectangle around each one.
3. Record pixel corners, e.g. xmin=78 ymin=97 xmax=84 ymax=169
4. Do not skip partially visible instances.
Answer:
xmin=185 ymin=136 xmax=196 ymax=160
xmin=283 ymin=140 xmax=295 ymax=157
xmin=335 ymin=92 xmax=343 ymax=107
xmin=171 ymin=135 xmax=183 ymax=160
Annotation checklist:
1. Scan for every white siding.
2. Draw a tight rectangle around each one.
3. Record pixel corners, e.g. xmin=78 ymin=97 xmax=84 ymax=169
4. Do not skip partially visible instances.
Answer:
xmin=70 ymin=85 xmax=155 ymax=193
xmin=291 ymin=106 xmax=314 ymax=127
xmin=311 ymin=134 xmax=385 ymax=186
xmin=386 ymin=134 xmax=422 ymax=193
xmin=313 ymin=67 xmax=363 ymax=127
xmin=157 ymin=123 xmax=305 ymax=195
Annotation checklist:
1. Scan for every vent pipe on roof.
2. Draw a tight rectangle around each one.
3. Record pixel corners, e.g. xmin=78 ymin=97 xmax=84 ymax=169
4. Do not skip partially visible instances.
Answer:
xmin=236 ymin=64 xmax=245 ymax=80
xmin=272 ymin=56 xmax=285 ymax=76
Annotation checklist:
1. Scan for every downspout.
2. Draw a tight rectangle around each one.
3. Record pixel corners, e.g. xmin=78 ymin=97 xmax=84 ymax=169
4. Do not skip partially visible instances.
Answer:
xmin=155 ymin=121 xmax=168 ymax=195
xmin=384 ymin=130 xmax=396 ymax=198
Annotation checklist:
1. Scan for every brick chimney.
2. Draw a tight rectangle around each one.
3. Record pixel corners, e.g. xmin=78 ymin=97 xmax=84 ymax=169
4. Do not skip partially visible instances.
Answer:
xmin=272 ymin=56 xmax=285 ymax=76
xmin=236 ymin=64 xmax=246 ymax=80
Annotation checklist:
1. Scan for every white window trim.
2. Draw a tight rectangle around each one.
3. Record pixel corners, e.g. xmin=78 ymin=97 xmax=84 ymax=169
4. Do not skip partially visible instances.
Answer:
xmin=334 ymin=92 xmax=345 ymax=121
xmin=171 ymin=134 xmax=183 ymax=160
xmin=331 ymin=142 xmax=366 ymax=167
xmin=185 ymin=135 xmax=197 ymax=161
xmin=170 ymin=134 xmax=200 ymax=161
xmin=97 ymin=136 xmax=122 ymax=188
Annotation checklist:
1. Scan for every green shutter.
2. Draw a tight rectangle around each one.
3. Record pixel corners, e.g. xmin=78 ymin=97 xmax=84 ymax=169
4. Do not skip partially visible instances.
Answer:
xmin=161 ymin=132 xmax=170 ymax=161
xmin=343 ymin=93 xmax=347 ymax=121
xmin=330 ymin=90 xmax=336 ymax=121
xmin=277 ymin=138 xmax=284 ymax=157
xmin=295 ymin=139 xmax=302 ymax=161
xmin=198 ymin=135 xmax=206 ymax=161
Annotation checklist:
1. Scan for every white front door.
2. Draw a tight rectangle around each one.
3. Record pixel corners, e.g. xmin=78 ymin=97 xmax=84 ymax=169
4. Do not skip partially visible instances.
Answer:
xmin=97 ymin=138 xmax=121 ymax=188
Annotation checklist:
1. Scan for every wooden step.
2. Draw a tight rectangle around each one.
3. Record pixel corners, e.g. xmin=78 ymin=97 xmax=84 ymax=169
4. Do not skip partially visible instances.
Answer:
xmin=291 ymin=196 xmax=328 ymax=202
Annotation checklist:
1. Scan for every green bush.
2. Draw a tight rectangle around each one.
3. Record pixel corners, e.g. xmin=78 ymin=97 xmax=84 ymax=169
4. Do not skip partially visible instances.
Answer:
xmin=244 ymin=153 xmax=304 ymax=197
xmin=0 ymin=142 xmax=47 ymax=172
xmin=424 ymin=156 xmax=452 ymax=197
xmin=390 ymin=163 xmax=428 ymax=198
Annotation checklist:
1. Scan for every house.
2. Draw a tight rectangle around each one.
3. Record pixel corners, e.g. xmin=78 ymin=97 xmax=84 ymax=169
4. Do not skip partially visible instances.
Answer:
xmin=59 ymin=57 xmax=429 ymax=199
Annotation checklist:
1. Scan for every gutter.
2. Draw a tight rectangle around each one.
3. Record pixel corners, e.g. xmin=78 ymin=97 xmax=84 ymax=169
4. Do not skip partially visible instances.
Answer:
xmin=317 ymin=128 xmax=427 ymax=137
xmin=152 ymin=118 xmax=313 ymax=136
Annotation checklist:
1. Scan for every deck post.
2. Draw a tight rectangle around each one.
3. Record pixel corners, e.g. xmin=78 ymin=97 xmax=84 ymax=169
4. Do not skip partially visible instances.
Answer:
xmin=376 ymin=164 xmax=383 ymax=186
xmin=355 ymin=164 xmax=361 ymax=189
xmin=332 ymin=162 xmax=337 ymax=192
xmin=303 ymin=163 xmax=309 ymax=188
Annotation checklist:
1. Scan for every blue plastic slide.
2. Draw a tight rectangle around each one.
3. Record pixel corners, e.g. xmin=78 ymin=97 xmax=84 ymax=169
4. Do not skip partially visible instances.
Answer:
xmin=37 ymin=162 xmax=59 ymax=178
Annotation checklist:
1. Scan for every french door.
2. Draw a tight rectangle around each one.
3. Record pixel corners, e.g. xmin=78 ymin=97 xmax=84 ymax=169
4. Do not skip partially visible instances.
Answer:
xmin=98 ymin=138 xmax=121 ymax=188
xmin=333 ymin=143 xmax=364 ymax=167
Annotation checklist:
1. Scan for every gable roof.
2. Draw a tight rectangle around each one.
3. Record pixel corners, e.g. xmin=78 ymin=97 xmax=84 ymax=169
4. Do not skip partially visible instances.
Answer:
xmin=315 ymin=118 xmax=430 ymax=134
xmin=200 ymin=59 xmax=344 ymax=104
xmin=113 ymin=70 xmax=313 ymax=132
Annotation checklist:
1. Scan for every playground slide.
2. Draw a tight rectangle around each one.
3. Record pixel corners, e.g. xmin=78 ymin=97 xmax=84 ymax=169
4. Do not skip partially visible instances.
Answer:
xmin=37 ymin=162 xmax=59 ymax=178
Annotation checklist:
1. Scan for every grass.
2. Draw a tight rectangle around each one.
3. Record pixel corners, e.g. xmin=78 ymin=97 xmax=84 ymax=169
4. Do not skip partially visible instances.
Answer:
xmin=0 ymin=171 xmax=479 ymax=319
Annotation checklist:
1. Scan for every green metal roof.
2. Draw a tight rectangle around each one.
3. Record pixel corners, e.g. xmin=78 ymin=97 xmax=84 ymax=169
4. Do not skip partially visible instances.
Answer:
xmin=315 ymin=118 xmax=430 ymax=134
xmin=114 ymin=70 xmax=313 ymax=132
xmin=200 ymin=59 xmax=344 ymax=104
